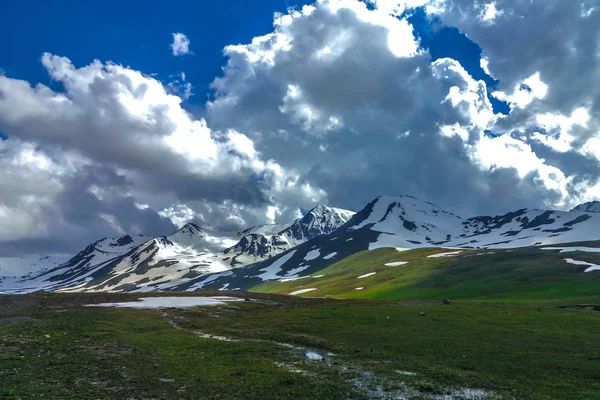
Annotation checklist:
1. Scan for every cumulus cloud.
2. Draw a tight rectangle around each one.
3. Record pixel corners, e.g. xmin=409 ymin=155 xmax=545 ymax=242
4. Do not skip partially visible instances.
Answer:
xmin=0 ymin=52 xmax=322 ymax=255
xmin=424 ymin=0 xmax=600 ymax=201
xmin=207 ymin=0 xmax=585 ymax=216
xmin=171 ymin=33 xmax=191 ymax=56
xmin=1 ymin=0 xmax=600 ymax=256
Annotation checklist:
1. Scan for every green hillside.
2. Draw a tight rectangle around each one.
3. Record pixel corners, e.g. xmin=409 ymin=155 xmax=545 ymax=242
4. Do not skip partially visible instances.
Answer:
xmin=253 ymin=243 xmax=600 ymax=304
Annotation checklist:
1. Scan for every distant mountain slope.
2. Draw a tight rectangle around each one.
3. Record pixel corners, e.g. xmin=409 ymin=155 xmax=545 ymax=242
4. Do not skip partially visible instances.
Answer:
xmin=251 ymin=243 xmax=600 ymax=302
xmin=571 ymin=201 xmax=600 ymax=213
xmin=221 ymin=205 xmax=355 ymax=267
xmin=177 ymin=196 xmax=600 ymax=291
xmin=4 ymin=196 xmax=600 ymax=294
xmin=0 ymin=205 xmax=354 ymax=293
xmin=0 ymin=234 xmax=151 ymax=293
xmin=0 ymin=255 xmax=70 ymax=283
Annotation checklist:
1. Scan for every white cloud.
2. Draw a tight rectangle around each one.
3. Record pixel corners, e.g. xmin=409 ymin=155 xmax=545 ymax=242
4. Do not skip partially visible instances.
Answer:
xmin=159 ymin=204 xmax=195 ymax=227
xmin=2 ymin=0 xmax=600 ymax=255
xmin=171 ymin=33 xmax=191 ymax=56
xmin=492 ymin=72 xmax=548 ymax=108
xmin=207 ymin=0 xmax=577 ymax=217
xmin=480 ymin=2 xmax=502 ymax=23
xmin=0 ymin=51 xmax=324 ymax=253
xmin=532 ymin=107 xmax=591 ymax=153
xmin=368 ymin=0 xmax=431 ymax=16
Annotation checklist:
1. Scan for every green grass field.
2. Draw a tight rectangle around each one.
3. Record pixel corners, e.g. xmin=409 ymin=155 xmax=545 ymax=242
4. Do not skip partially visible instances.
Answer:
xmin=2 ymin=244 xmax=600 ymax=399
xmin=253 ymin=245 xmax=600 ymax=304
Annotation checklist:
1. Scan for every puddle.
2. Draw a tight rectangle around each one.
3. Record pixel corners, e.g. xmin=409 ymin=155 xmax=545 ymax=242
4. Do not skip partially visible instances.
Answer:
xmin=86 ymin=296 xmax=244 ymax=309
xmin=194 ymin=331 xmax=238 ymax=342
xmin=396 ymin=370 xmax=417 ymax=376
xmin=305 ymin=351 xmax=324 ymax=360
xmin=274 ymin=341 xmax=332 ymax=361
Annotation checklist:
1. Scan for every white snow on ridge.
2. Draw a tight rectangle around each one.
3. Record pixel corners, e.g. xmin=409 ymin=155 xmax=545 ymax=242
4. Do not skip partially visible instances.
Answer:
xmin=564 ymin=258 xmax=600 ymax=272
xmin=385 ymin=261 xmax=408 ymax=266
xmin=357 ymin=272 xmax=376 ymax=279
xmin=428 ymin=251 xmax=462 ymax=258
xmin=240 ymin=221 xmax=295 ymax=237
xmin=257 ymin=250 xmax=297 ymax=281
xmin=541 ymin=247 xmax=600 ymax=253
xmin=355 ymin=287 xmax=364 ymax=290
xmin=0 ymin=255 xmax=69 ymax=278
xmin=186 ymin=271 xmax=233 ymax=291
xmin=323 ymin=252 xmax=337 ymax=260
xmin=289 ymin=288 xmax=317 ymax=296
xmin=350 ymin=197 xmax=392 ymax=231
xmin=356 ymin=196 xmax=600 ymax=251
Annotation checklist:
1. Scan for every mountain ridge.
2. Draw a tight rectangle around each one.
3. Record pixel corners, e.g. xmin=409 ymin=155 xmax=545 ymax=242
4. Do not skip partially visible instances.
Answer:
xmin=2 ymin=197 xmax=600 ymax=293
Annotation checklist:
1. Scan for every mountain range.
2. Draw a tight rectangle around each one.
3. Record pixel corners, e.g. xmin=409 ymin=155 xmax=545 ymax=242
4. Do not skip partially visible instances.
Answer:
xmin=1 ymin=196 xmax=600 ymax=294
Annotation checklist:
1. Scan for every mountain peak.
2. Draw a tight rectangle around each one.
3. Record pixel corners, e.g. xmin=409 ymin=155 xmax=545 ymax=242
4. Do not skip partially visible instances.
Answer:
xmin=174 ymin=222 xmax=205 ymax=236
xmin=113 ymin=234 xmax=134 ymax=247
xmin=571 ymin=201 xmax=600 ymax=213
xmin=304 ymin=204 xmax=355 ymax=219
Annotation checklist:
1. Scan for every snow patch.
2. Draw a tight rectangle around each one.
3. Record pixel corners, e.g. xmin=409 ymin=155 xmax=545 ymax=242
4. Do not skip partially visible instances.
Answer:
xmin=564 ymin=258 xmax=600 ymax=272
xmin=385 ymin=261 xmax=408 ymax=266
xmin=286 ymin=265 xmax=310 ymax=276
xmin=355 ymin=287 xmax=364 ymax=291
xmin=427 ymin=251 xmax=462 ymax=258
xmin=368 ymin=233 xmax=408 ymax=250
xmin=304 ymin=249 xmax=320 ymax=261
xmin=542 ymin=246 xmax=600 ymax=253
xmin=357 ymin=272 xmax=376 ymax=279
xmin=256 ymin=250 xmax=297 ymax=281
xmin=289 ymin=288 xmax=317 ymax=296
xmin=323 ymin=252 xmax=337 ymax=260
xmin=279 ymin=276 xmax=309 ymax=282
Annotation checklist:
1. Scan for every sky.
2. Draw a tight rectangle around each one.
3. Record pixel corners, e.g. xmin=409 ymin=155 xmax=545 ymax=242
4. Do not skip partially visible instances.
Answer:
xmin=1 ymin=0 xmax=600 ymax=256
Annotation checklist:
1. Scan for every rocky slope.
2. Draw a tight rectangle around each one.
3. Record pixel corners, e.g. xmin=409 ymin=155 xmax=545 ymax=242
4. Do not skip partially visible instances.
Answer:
xmin=172 ymin=196 xmax=600 ymax=291
xmin=0 ymin=206 xmax=354 ymax=293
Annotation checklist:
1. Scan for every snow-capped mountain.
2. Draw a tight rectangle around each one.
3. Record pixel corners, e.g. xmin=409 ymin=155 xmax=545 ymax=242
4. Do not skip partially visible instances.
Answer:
xmin=167 ymin=223 xmax=239 ymax=252
xmin=4 ymin=196 xmax=600 ymax=293
xmin=0 ymin=255 xmax=70 ymax=281
xmin=174 ymin=196 xmax=600 ymax=291
xmin=0 ymin=206 xmax=353 ymax=293
xmin=222 ymin=205 xmax=355 ymax=266
xmin=571 ymin=201 xmax=600 ymax=213
xmin=0 ymin=234 xmax=151 ymax=293
xmin=343 ymin=196 xmax=600 ymax=250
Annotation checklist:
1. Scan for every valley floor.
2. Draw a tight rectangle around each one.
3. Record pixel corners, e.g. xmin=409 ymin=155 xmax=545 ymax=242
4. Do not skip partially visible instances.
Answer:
xmin=1 ymin=292 xmax=599 ymax=399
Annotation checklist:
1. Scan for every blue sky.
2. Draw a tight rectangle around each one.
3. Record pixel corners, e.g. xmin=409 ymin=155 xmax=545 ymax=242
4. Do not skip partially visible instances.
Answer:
xmin=0 ymin=0 xmax=506 ymax=113
xmin=0 ymin=0 xmax=311 ymax=100
xmin=2 ymin=0 xmax=596 ymax=256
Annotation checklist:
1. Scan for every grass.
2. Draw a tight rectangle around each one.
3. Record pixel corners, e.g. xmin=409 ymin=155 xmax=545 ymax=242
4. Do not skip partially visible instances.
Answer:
xmin=253 ymin=246 xmax=600 ymax=304
xmin=1 ymin=292 xmax=600 ymax=399
xmin=2 ymin=244 xmax=600 ymax=399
